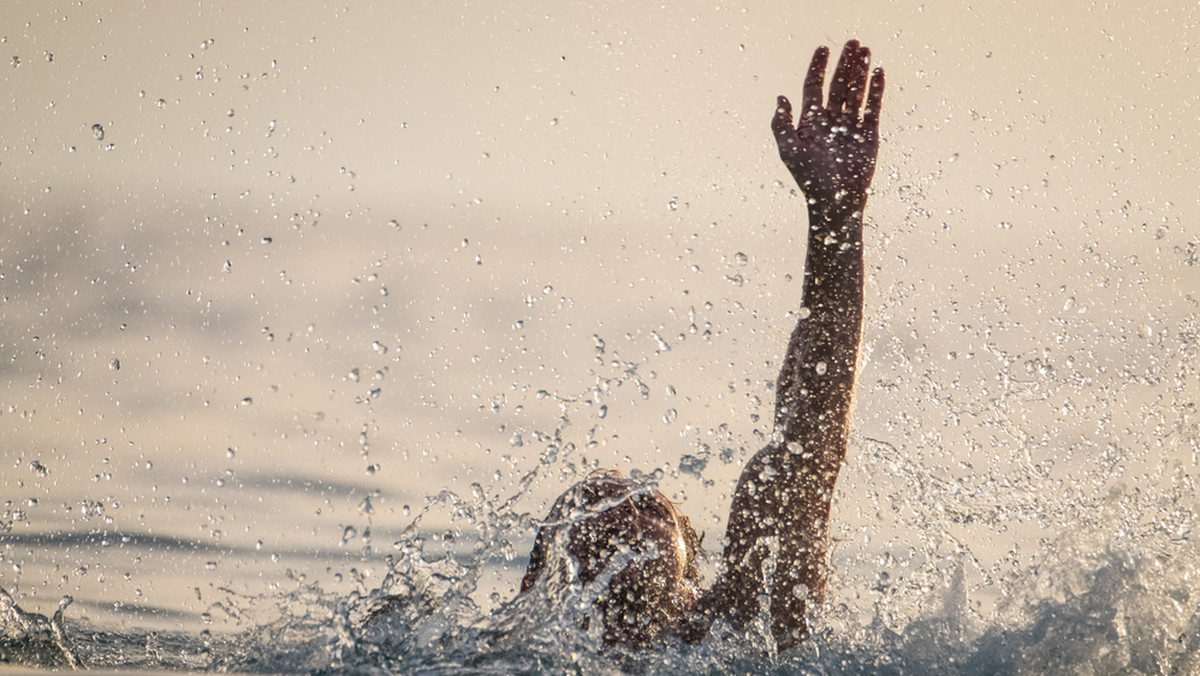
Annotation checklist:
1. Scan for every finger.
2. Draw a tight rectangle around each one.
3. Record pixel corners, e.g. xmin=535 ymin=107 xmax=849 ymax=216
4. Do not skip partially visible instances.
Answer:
xmin=827 ymin=39 xmax=860 ymax=112
xmin=772 ymin=95 xmax=795 ymax=137
xmin=801 ymin=45 xmax=829 ymax=119
xmin=863 ymin=67 xmax=885 ymax=131
xmin=845 ymin=46 xmax=871 ymax=116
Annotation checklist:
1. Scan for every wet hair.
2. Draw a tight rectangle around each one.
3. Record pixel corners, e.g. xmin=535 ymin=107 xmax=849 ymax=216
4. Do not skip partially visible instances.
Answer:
xmin=520 ymin=470 xmax=701 ymax=646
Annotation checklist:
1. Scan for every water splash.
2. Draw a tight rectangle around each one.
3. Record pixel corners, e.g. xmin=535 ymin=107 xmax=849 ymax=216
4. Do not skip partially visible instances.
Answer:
xmin=5 ymin=312 xmax=1199 ymax=673
xmin=4 ymin=449 xmax=1197 ymax=673
xmin=0 ymin=591 xmax=85 ymax=670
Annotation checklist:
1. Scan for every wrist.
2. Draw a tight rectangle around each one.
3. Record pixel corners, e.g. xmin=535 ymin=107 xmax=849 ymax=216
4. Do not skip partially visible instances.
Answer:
xmin=790 ymin=170 xmax=869 ymax=216
xmin=806 ymin=193 xmax=867 ymax=225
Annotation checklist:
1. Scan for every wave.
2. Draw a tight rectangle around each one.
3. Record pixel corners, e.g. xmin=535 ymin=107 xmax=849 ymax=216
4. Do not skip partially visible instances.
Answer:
xmin=4 ymin=487 xmax=1197 ymax=674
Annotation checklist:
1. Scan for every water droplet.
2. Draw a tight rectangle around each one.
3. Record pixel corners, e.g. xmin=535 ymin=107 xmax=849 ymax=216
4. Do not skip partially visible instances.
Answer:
xmin=91 ymin=123 xmax=105 ymax=141
xmin=815 ymin=362 xmax=828 ymax=376
xmin=651 ymin=331 xmax=671 ymax=352
xmin=679 ymin=454 xmax=707 ymax=477
xmin=662 ymin=408 xmax=678 ymax=424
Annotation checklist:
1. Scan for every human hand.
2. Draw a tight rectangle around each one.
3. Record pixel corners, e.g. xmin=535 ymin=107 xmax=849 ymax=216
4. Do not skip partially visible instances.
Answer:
xmin=772 ymin=40 xmax=884 ymax=210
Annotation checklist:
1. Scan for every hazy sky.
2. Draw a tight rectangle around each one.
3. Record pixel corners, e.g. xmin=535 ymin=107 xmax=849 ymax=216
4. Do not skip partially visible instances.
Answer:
xmin=7 ymin=2 xmax=1197 ymax=214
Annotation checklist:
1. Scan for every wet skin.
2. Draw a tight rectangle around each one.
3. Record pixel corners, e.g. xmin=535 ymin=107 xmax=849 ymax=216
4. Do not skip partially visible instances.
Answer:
xmin=521 ymin=40 xmax=885 ymax=651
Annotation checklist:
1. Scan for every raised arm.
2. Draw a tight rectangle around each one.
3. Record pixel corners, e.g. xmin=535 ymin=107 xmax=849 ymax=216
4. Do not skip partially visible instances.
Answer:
xmin=771 ymin=40 xmax=881 ymax=455
xmin=699 ymin=40 xmax=884 ymax=649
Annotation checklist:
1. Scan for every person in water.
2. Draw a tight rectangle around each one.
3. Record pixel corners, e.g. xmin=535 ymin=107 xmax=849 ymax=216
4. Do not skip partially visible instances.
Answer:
xmin=519 ymin=40 xmax=885 ymax=650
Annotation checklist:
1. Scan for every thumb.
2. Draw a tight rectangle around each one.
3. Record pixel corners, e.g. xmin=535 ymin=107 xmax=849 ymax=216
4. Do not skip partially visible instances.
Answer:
xmin=772 ymin=96 xmax=794 ymax=138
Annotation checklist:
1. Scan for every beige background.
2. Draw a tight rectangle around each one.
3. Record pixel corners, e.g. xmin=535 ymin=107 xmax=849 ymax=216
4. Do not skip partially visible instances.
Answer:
xmin=2 ymin=1 xmax=1197 ymax=632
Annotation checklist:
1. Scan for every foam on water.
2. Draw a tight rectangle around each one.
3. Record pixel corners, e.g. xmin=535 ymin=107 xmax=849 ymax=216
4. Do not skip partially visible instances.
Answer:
xmin=3 ymin=440 xmax=1198 ymax=674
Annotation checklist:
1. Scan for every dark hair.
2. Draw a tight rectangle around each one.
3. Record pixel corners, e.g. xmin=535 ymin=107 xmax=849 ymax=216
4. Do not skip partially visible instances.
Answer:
xmin=520 ymin=470 xmax=701 ymax=645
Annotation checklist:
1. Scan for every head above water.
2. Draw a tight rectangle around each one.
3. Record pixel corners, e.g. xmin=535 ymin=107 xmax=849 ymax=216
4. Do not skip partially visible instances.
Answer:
xmin=520 ymin=470 xmax=701 ymax=646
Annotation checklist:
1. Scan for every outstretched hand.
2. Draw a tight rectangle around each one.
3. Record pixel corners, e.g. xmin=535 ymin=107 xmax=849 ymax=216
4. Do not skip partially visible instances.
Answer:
xmin=773 ymin=40 xmax=884 ymax=211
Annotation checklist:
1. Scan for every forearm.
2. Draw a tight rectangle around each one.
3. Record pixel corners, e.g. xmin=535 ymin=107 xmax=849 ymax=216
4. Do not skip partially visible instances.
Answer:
xmin=776 ymin=201 xmax=865 ymax=454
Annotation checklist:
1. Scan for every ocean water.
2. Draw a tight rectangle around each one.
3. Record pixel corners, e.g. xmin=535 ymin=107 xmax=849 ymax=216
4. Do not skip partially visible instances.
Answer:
xmin=3 ymin=445 xmax=1199 ymax=674
xmin=3 ymin=316 xmax=1199 ymax=673
xmin=2 ymin=189 xmax=1198 ymax=673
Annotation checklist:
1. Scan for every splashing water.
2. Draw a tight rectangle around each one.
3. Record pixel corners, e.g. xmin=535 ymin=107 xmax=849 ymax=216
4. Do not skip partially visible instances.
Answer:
xmin=3 ymin=321 xmax=1198 ymax=674
xmin=3 ymin=488 xmax=1197 ymax=673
